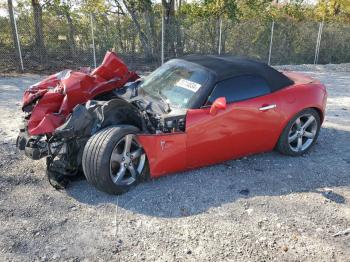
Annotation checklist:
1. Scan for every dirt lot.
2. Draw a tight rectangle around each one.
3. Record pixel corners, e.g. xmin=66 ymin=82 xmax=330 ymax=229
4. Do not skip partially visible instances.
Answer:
xmin=0 ymin=66 xmax=349 ymax=262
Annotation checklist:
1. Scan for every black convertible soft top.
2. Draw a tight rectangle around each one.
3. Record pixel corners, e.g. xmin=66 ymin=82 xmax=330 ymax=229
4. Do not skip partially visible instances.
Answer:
xmin=181 ymin=55 xmax=294 ymax=92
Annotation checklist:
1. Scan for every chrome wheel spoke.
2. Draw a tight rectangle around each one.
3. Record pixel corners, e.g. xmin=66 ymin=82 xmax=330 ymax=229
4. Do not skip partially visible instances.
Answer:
xmin=128 ymin=164 xmax=139 ymax=179
xmin=297 ymin=136 xmax=303 ymax=151
xmin=303 ymin=131 xmax=315 ymax=139
xmin=123 ymin=134 xmax=133 ymax=155
xmin=295 ymin=117 xmax=302 ymax=129
xmin=288 ymin=132 xmax=298 ymax=143
xmin=302 ymin=115 xmax=315 ymax=129
xmin=130 ymin=148 xmax=143 ymax=159
xmin=112 ymin=165 xmax=127 ymax=183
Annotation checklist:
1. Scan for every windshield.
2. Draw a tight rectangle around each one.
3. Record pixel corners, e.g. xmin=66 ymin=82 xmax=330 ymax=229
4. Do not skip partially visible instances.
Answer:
xmin=139 ymin=60 xmax=208 ymax=109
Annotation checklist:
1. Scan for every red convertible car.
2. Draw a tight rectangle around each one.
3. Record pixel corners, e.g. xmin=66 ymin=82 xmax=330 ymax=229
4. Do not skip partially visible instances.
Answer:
xmin=17 ymin=52 xmax=327 ymax=194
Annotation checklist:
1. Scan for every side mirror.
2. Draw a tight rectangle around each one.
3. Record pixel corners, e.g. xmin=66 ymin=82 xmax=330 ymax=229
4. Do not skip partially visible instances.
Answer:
xmin=209 ymin=97 xmax=226 ymax=116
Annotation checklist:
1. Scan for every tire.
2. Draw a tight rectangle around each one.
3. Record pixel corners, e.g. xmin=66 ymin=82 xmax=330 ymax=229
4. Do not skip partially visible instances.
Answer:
xmin=82 ymin=125 xmax=149 ymax=195
xmin=277 ymin=108 xmax=321 ymax=156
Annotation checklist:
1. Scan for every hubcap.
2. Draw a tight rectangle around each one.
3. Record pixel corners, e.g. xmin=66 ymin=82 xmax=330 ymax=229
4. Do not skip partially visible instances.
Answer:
xmin=288 ymin=114 xmax=318 ymax=152
xmin=110 ymin=134 xmax=146 ymax=186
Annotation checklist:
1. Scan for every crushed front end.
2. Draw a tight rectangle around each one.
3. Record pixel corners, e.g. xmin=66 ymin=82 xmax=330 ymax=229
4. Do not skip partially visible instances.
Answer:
xmin=16 ymin=52 xmax=140 ymax=188
xmin=16 ymin=51 xmax=188 ymax=189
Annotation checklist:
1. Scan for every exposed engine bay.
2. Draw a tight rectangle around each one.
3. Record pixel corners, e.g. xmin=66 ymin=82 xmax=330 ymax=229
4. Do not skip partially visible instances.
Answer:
xmin=16 ymin=52 xmax=186 ymax=188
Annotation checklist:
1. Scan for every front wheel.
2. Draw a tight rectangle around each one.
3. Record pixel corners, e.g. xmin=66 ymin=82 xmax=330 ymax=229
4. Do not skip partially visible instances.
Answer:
xmin=277 ymin=108 xmax=321 ymax=156
xmin=82 ymin=125 xmax=148 ymax=195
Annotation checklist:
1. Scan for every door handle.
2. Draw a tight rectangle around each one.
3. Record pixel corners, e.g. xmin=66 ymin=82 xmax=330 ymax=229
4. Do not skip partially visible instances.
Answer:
xmin=259 ymin=104 xmax=277 ymax=111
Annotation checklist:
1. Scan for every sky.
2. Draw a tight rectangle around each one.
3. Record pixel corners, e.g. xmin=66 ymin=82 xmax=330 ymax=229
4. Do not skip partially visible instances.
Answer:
xmin=0 ymin=9 xmax=7 ymax=17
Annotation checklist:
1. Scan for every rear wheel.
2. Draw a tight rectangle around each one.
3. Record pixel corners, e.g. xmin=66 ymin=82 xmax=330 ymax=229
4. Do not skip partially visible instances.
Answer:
xmin=277 ymin=108 xmax=321 ymax=156
xmin=82 ymin=125 xmax=148 ymax=194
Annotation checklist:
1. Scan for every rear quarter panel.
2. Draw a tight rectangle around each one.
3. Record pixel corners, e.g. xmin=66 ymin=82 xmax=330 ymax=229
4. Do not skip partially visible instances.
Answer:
xmin=276 ymin=82 xmax=327 ymax=132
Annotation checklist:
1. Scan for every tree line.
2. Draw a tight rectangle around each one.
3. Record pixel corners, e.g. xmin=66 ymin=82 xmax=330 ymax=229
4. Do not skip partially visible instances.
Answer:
xmin=1 ymin=0 xmax=350 ymax=72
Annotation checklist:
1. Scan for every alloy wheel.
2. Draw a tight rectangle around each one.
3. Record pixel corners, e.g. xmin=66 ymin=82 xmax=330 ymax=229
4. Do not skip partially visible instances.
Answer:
xmin=109 ymin=134 xmax=146 ymax=186
xmin=288 ymin=114 xmax=318 ymax=152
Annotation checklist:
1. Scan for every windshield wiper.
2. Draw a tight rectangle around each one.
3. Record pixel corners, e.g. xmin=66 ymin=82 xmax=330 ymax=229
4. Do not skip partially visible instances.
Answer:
xmin=157 ymin=90 xmax=171 ymax=113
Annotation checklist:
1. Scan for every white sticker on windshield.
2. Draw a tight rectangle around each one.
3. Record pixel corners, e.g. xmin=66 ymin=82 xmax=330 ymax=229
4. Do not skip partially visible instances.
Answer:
xmin=176 ymin=79 xmax=201 ymax=92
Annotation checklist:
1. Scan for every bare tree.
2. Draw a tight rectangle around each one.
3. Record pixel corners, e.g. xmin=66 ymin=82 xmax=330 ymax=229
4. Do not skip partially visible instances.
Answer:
xmin=142 ymin=0 xmax=157 ymax=57
xmin=162 ymin=0 xmax=176 ymax=57
xmin=31 ymin=0 xmax=47 ymax=62
xmin=65 ymin=11 xmax=76 ymax=58
xmin=7 ymin=0 xmax=22 ymax=71
xmin=120 ymin=0 xmax=153 ymax=60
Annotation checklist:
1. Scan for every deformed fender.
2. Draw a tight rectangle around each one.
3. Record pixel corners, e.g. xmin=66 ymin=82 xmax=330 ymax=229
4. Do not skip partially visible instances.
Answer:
xmin=54 ymin=98 xmax=144 ymax=139
xmin=137 ymin=133 xmax=187 ymax=178
xmin=23 ymin=51 xmax=140 ymax=136
xmin=54 ymin=104 xmax=95 ymax=138
xmin=46 ymin=98 xmax=145 ymax=178
xmin=98 ymin=99 xmax=143 ymax=130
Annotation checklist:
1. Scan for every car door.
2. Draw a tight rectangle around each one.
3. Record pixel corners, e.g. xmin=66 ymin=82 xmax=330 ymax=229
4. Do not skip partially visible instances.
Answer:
xmin=185 ymin=75 xmax=285 ymax=169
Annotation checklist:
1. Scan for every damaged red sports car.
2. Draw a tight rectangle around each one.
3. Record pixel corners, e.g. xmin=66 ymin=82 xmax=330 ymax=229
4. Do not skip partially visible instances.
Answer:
xmin=17 ymin=52 xmax=327 ymax=194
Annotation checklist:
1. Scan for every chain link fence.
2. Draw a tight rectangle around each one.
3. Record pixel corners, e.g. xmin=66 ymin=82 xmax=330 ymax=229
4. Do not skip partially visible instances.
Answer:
xmin=1 ymin=8 xmax=350 ymax=74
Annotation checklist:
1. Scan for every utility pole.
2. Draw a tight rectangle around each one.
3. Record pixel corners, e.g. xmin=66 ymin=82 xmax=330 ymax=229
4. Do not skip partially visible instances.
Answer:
xmin=161 ymin=12 xmax=165 ymax=65
xmin=218 ymin=17 xmax=223 ymax=55
xmin=314 ymin=21 xmax=324 ymax=65
xmin=268 ymin=21 xmax=275 ymax=65
xmin=90 ymin=13 xmax=97 ymax=68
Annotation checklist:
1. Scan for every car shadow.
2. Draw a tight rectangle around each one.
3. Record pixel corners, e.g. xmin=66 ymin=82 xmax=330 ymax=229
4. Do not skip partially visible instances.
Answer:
xmin=66 ymin=126 xmax=350 ymax=218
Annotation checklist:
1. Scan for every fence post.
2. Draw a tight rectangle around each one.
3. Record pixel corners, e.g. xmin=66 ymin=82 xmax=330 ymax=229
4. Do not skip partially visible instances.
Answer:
xmin=161 ymin=13 xmax=165 ymax=65
xmin=218 ymin=17 xmax=222 ymax=55
xmin=314 ymin=21 xmax=324 ymax=65
xmin=10 ymin=4 xmax=24 ymax=71
xmin=90 ymin=14 xmax=97 ymax=68
xmin=268 ymin=21 xmax=274 ymax=65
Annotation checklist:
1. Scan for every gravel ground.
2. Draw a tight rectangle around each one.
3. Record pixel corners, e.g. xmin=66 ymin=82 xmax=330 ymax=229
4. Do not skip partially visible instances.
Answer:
xmin=0 ymin=65 xmax=349 ymax=261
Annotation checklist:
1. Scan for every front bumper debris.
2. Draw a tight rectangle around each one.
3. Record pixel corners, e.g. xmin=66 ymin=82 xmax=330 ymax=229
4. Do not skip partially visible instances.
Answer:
xmin=17 ymin=129 xmax=48 ymax=160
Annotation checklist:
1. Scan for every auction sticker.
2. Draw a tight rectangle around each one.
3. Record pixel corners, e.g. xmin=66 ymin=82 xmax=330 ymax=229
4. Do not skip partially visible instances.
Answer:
xmin=176 ymin=79 xmax=201 ymax=92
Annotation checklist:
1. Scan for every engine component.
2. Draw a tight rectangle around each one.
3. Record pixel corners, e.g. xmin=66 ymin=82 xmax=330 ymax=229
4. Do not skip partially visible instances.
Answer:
xmin=156 ymin=115 xmax=186 ymax=133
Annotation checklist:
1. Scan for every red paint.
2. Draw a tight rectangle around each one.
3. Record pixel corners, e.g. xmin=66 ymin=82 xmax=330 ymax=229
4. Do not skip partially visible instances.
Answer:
xmin=138 ymin=72 xmax=327 ymax=178
xmin=22 ymin=53 xmax=327 ymax=178
xmin=209 ymin=97 xmax=226 ymax=115
xmin=23 ymin=51 xmax=139 ymax=135
xmin=138 ymin=133 xmax=187 ymax=177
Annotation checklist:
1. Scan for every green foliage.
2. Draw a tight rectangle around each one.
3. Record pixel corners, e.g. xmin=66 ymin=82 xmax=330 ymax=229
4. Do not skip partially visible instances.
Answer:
xmin=180 ymin=0 xmax=238 ymax=20
xmin=315 ymin=0 xmax=350 ymax=22
xmin=1 ymin=0 xmax=350 ymax=73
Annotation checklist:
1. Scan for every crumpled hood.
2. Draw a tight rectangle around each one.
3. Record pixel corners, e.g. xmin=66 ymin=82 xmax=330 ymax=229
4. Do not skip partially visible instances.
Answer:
xmin=22 ymin=51 xmax=139 ymax=136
